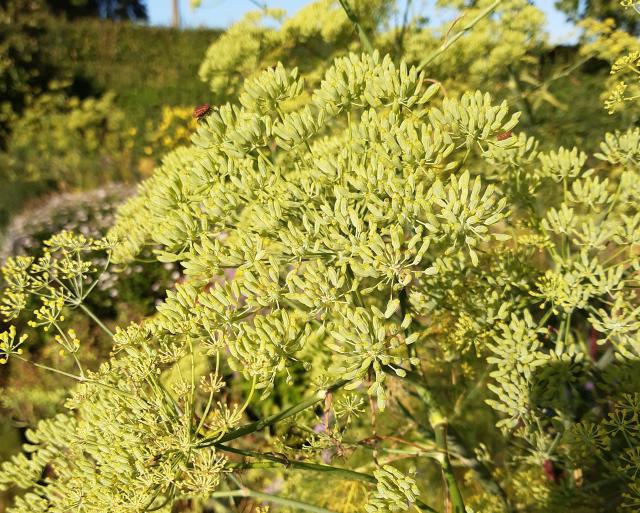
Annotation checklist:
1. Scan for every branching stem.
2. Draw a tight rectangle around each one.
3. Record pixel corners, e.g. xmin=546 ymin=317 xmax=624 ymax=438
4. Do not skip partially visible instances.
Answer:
xmin=14 ymin=354 xmax=136 ymax=399
xmin=217 ymin=443 xmax=377 ymax=483
xmin=417 ymin=0 xmax=502 ymax=71
xmin=197 ymin=379 xmax=350 ymax=447
xmin=389 ymin=366 xmax=516 ymax=513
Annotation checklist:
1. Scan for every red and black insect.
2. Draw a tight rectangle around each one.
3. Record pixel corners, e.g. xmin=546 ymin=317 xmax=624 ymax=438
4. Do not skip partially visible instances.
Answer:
xmin=496 ymin=131 xmax=512 ymax=141
xmin=542 ymin=459 xmax=565 ymax=483
xmin=193 ymin=103 xmax=212 ymax=121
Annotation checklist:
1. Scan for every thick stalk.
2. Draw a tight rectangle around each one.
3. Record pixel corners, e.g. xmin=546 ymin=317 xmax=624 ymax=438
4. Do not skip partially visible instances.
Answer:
xmin=414 ymin=386 xmax=466 ymax=513
xmin=445 ymin=424 xmax=513 ymax=512
xmin=399 ymin=398 xmax=514 ymax=512
xmin=394 ymin=292 xmax=466 ymax=512
xmin=394 ymin=367 xmax=515 ymax=513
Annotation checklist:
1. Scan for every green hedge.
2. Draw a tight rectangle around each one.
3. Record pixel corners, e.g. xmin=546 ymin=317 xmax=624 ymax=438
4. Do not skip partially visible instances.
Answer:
xmin=43 ymin=19 xmax=222 ymax=128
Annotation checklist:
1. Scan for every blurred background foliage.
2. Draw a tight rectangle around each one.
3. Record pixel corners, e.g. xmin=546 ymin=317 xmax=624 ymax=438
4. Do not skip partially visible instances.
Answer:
xmin=0 ymin=0 xmax=220 ymax=227
xmin=1 ymin=0 xmax=639 ymax=510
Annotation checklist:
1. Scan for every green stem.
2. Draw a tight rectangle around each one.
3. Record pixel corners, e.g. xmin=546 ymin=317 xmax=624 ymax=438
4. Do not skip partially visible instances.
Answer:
xmin=78 ymin=303 xmax=114 ymax=338
xmin=223 ymin=461 xmax=436 ymax=512
xmin=224 ymin=450 xmax=438 ymax=512
xmin=72 ymin=353 xmax=85 ymax=378
xmin=337 ymin=0 xmax=375 ymax=54
xmin=536 ymin=308 xmax=554 ymax=330
xmin=508 ymin=64 xmax=536 ymax=125
xmin=601 ymin=246 xmax=627 ymax=267
xmin=395 ymin=302 xmax=503 ymax=511
xmin=417 ymin=0 xmax=502 ymax=71
xmin=398 ymin=287 xmax=418 ymax=369
xmin=52 ymin=322 xmax=85 ymax=378
xmin=197 ymin=379 xmax=350 ymax=447
xmin=209 ymin=488 xmax=338 ymax=513
xmin=346 ymin=265 xmax=365 ymax=308
xmin=564 ymin=310 xmax=572 ymax=347
xmin=601 ymin=176 xmax=624 ymax=224
xmin=404 ymin=366 xmax=517 ymax=513
xmin=82 ymin=251 xmax=112 ymax=299
xmin=395 ymin=0 xmax=413 ymax=59
xmin=204 ymin=396 xmax=444 ymax=513
xmin=15 ymin=355 xmax=136 ymax=399
xmin=413 ymin=386 xmax=466 ymax=513
xmin=216 ymin=443 xmax=377 ymax=483
xmin=399 ymin=398 xmax=515 ymax=512
xmin=507 ymin=53 xmax=595 ymax=106
xmin=16 ymin=355 xmax=85 ymax=381
xmin=391 ymin=367 xmax=514 ymax=512
xmin=437 ymin=425 xmax=465 ymax=513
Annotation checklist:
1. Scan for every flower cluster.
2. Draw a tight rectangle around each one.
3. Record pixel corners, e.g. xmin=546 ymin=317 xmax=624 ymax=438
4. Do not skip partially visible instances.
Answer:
xmin=1 ymin=4 xmax=640 ymax=512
